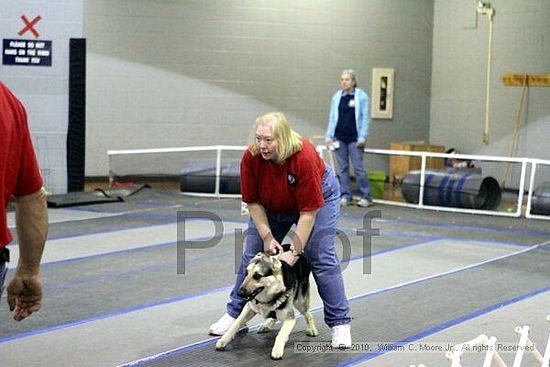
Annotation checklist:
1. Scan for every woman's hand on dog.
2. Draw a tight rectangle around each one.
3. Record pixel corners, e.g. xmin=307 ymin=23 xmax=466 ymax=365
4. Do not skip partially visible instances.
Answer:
xmin=264 ymin=238 xmax=283 ymax=255
xmin=279 ymin=251 xmax=298 ymax=266
xmin=263 ymin=238 xmax=298 ymax=265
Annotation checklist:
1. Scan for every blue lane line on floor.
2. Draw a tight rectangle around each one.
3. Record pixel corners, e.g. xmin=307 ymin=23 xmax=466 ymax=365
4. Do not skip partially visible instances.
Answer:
xmin=0 ymin=235 xmax=501 ymax=345
xmin=112 ymin=245 xmax=541 ymax=367
xmin=42 ymin=236 xmax=434 ymax=293
xmin=76 ymin=201 xmax=549 ymax=239
xmin=345 ymin=245 xmax=538 ymax=303
xmin=123 ymin=208 xmax=550 ymax=238
xmin=39 ymin=230 xmax=528 ymax=296
xmin=14 ymin=228 xmax=527 ymax=295
xmin=42 ymin=248 xmax=237 ymax=293
xmin=337 ymin=286 xmax=550 ymax=367
xmin=0 ymin=285 xmax=234 ymax=345
xmin=5 ymin=228 xmax=536 ymax=299
xmin=8 ymin=221 xmax=179 ymax=246
xmin=132 ymin=200 xmax=184 ymax=208
xmin=8 ymin=213 xmax=535 ymax=258
xmin=7 ymin=217 xmax=245 ymax=247
xmin=8 ymin=209 xmax=223 ymax=245
xmin=36 ymin=227 xmax=238 ymax=267
xmin=378 ymin=231 xmax=533 ymax=248
xmin=367 ymin=216 xmax=550 ymax=238
xmin=0 ymin=230 xmax=426 ymax=328
xmin=21 ymin=204 xmax=550 ymax=245
xmin=124 ymin=211 xmax=550 ymax=238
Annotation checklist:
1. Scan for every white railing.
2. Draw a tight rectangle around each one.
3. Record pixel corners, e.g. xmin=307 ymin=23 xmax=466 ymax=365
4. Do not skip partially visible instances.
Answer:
xmin=361 ymin=148 xmax=527 ymax=218
xmin=525 ymin=158 xmax=550 ymax=220
xmin=107 ymin=145 xmax=246 ymax=198
xmin=107 ymin=145 xmax=550 ymax=219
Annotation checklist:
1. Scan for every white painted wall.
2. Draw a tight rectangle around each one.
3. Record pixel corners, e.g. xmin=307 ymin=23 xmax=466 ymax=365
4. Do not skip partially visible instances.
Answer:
xmin=0 ymin=0 xmax=84 ymax=194
xmin=84 ymin=0 xmax=435 ymax=176
xmin=430 ymin=0 xmax=550 ymax=187
xmin=5 ymin=1 xmax=548 ymax=191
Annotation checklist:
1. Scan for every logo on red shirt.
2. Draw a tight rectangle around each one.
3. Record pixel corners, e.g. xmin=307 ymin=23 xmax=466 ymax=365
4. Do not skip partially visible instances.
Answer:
xmin=287 ymin=173 xmax=296 ymax=186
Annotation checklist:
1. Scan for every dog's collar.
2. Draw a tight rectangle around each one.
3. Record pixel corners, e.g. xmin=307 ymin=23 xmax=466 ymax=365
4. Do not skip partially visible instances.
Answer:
xmin=253 ymin=289 xmax=292 ymax=311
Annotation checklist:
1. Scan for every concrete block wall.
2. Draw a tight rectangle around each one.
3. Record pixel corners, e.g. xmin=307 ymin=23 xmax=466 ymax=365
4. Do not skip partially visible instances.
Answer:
xmin=84 ymin=0 xmax=434 ymax=176
xmin=430 ymin=0 xmax=550 ymax=187
xmin=4 ymin=1 xmax=548 ymax=192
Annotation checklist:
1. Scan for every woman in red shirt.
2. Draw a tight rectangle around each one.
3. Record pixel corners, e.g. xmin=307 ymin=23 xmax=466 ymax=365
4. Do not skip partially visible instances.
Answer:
xmin=209 ymin=112 xmax=352 ymax=348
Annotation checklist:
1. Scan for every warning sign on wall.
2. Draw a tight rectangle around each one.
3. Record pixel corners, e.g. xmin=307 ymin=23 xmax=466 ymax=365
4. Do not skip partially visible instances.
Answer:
xmin=2 ymin=39 xmax=52 ymax=66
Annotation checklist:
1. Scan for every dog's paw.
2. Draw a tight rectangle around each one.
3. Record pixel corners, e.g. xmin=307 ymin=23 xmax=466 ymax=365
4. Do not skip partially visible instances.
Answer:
xmin=257 ymin=319 xmax=276 ymax=333
xmin=270 ymin=345 xmax=284 ymax=360
xmin=257 ymin=325 xmax=272 ymax=333
xmin=215 ymin=339 xmax=228 ymax=351
xmin=305 ymin=324 xmax=318 ymax=337
xmin=306 ymin=329 xmax=318 ymax=337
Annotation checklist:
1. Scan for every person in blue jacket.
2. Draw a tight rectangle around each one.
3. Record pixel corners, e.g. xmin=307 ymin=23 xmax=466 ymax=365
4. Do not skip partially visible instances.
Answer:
xmin=325 ymin=69 xmax=373 ymax=207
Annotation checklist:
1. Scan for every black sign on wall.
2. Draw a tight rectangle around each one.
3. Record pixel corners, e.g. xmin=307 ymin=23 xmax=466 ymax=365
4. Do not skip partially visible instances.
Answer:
xmin=2 ymin=39 xmax=52 ymax=66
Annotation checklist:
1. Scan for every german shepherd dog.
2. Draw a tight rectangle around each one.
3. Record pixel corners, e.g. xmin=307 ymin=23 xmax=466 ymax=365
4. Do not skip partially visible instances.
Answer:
xmin=215 ymin=246 xmax=318 ymax=359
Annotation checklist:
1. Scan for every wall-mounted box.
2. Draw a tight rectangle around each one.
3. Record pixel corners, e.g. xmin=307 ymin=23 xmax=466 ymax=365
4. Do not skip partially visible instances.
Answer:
xmin=371 ymin=68 xmax=394 ymax=119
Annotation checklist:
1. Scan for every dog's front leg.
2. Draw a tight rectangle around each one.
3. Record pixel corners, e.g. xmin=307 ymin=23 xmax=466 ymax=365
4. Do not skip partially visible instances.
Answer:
xmin=271 ymin=318 xmax=296 ymax=360
xmin=215 ymin=303 xmax=256 ymax=351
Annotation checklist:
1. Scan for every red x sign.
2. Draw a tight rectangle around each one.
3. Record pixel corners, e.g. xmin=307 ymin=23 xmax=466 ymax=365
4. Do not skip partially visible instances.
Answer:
xmin=18 ymin=15 xmax=42 ymax=38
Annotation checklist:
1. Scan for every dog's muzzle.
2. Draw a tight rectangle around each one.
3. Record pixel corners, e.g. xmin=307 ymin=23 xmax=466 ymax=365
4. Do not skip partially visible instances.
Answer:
xmin=239 ymin=286 xmax=264 ymax=302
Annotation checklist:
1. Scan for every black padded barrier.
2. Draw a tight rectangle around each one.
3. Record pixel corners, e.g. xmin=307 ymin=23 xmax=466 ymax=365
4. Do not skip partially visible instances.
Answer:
xmin=67 ymin=38 xmax=86 ymax=192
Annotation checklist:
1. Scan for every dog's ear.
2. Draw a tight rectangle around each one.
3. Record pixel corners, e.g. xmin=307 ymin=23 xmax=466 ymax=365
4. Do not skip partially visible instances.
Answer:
xmin=269 ymin=251 xmax=281 ymax=261
xmin=252 ymin=252 xmax=264 ymax=262
xmin=269 ymin=252 xmax=283 ymax=266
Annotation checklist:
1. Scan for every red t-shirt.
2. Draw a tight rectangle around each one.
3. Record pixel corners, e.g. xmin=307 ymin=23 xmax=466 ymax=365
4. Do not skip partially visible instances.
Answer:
xmin=240 ymin=138 xmax=325 ymax=213
xmin=0 ymin=82 xmax=43 ymax=247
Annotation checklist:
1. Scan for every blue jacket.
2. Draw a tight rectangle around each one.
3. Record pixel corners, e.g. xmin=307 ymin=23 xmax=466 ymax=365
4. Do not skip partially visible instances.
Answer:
xmin=325 ymin=88 xmax=370 ymax=144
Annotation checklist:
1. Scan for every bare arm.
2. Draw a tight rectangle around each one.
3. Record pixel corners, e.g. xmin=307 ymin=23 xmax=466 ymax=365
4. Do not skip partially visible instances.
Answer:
xmin=291 ymin=209 xmax=319 ymax=253
xmin=247 ymin=202 xmax=282 ymax=254
xmin=7 ymin=187 xmax=48 ymax=321
xmin=14 ymin=188 xmax=47 ymax=273
xmin=279 ymin=209 xmax=318 ymax=266
xmin=248 ymin=203 xmax=319 ymax=263
xmin=247 ymin=202 xmax=270 ymax=241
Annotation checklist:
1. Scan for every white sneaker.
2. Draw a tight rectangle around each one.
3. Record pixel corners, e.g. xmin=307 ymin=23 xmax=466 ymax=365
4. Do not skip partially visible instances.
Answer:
xmin=340 ymin=197 xmax=351 ymax=206
xmin=357 ymin=198 xmax=373 ymax=207
xmin=331 ymin=324 xmax=352 ymax=349
xmin=209 ymin=313 xmax=239 ymax=336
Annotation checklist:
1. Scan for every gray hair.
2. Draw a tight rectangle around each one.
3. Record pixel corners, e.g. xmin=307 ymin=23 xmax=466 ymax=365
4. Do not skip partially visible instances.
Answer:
xmin=341 ymin=69 xmax=357 ymax=87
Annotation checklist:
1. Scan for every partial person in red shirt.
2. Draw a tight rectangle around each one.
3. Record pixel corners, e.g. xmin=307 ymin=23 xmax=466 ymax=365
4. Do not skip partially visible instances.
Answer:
xmin=209 ymin=112 xmax=352 ymax=348
xmin=0 ymin=82 xmax=48 ymax=321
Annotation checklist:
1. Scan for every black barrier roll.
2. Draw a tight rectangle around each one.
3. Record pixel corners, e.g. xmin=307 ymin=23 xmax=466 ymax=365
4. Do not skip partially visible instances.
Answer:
xmin=531 ymin=182 xmax=550 ymax=215
xmin=179 ymin=162 xmax=241 ymax=194
xmin=402 ymin=170 xmax=501 ymax=210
